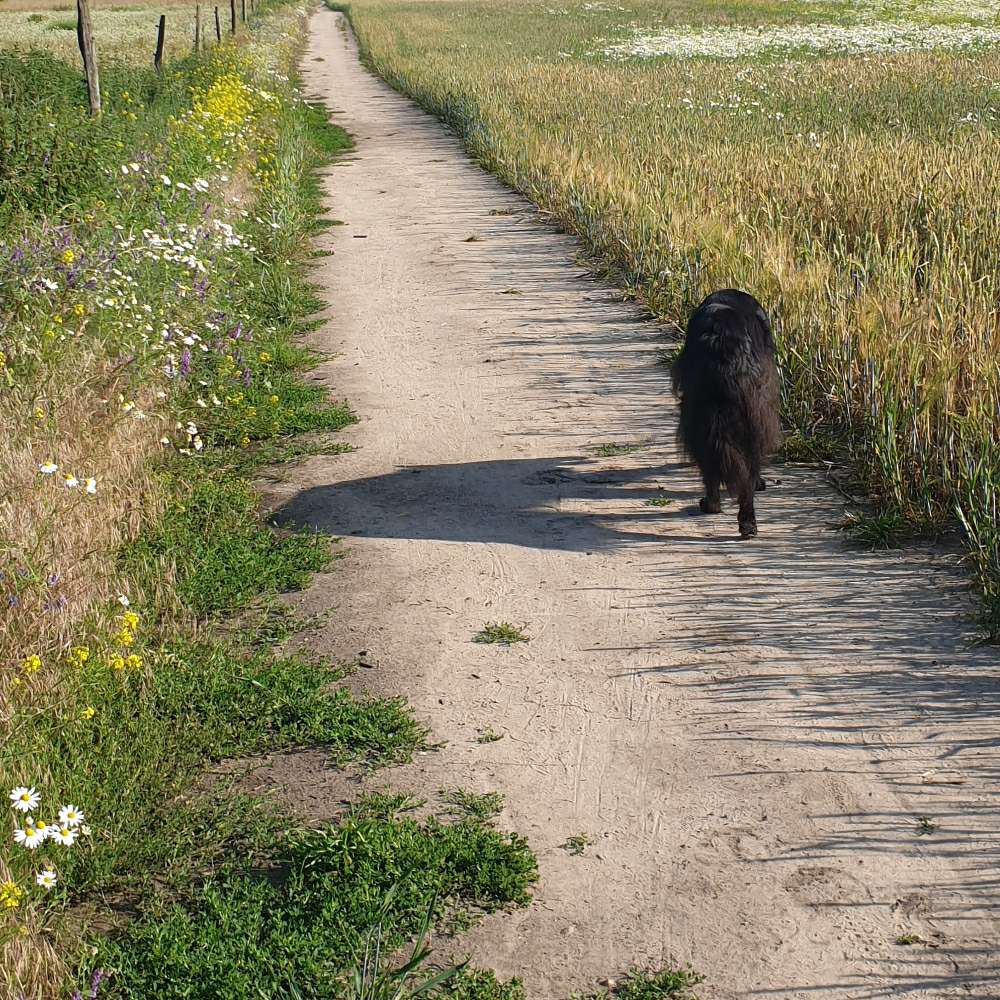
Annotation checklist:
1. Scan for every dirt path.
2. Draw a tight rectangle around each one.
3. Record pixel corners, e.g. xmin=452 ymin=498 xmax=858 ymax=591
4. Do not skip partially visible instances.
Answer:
xmin=265 ymin=10 xmax=998 ymax=998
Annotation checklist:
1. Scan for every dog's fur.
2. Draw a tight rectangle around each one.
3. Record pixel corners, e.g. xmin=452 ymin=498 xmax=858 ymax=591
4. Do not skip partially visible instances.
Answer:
xmin=671 ymin=289 xmax=781 ymax=537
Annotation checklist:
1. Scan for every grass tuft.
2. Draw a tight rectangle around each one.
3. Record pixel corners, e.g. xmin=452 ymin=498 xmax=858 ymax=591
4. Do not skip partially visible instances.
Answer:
xmin=840 ymin=508 xmax=907 ymax=550
xmin=473 ymin=622 xmax=530 ymax=645
xmin=561 ymin=833 xmax=591 ymax=856
xmin=441 ymin=789 xmax=505 ymax=824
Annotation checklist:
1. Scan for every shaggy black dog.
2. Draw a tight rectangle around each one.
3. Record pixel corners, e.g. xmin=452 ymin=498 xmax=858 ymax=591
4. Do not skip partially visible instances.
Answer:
xmin=671 ymin=289 xmax=781 ymax=538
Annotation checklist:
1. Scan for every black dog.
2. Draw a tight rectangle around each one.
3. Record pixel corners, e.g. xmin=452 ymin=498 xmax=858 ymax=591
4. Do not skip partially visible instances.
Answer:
xmin=671 ymin=289 xmax=781 ymax=538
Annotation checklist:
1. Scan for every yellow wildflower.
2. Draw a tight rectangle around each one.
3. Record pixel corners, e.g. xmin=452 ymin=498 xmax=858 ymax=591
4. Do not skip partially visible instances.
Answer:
xmin=122 ymin=610 xmax=139 ymax=630
xmin=110 ymin=656 xmax=126 ymax=672
xmin=0 ymin=882 xmax=24 ymax=910
xmin=61 ymin=249 xmax=75 ymax=265
xmin=80 ymin=706 xmax=96 ymax=720
xmin=269 ymin=395 xmax=279 ymax=405
xmin=115 ymin=628 xmax=134 ymax=647
xmin=126 ymin=654 xmax=143 ymax=671
xmin=258 ymin=351 xmax=272 ymax=363
xmin=22 ymin=655 xmax=42 ymax=675
xmin=73 ymin=303 xmax=85 ymax=316
xmin=67 ymin=646 xmax=90 ymax=667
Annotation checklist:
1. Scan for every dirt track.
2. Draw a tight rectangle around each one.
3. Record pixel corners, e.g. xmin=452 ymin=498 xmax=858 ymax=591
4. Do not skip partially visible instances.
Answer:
xmin=260 ymin=10 xmax=999 ymax=998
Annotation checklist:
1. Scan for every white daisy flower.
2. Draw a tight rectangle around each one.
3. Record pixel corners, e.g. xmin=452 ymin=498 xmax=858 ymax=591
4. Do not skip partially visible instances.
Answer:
xmin=58 ymin=804 xmax=85 ymax=828
xmin=49 ymin=824 xmax=78 ymax=847
xmin=85 ymin=478 xmax=98 ymax=495
xmin=118 ymin=594 xmax=131 ymax=607
xmin=63 ymin=475 xmax=79 ymax=489
xmin=14 ymin=819 xmax=47 ymax=849
xmin=10 ymin=786 xmax=40 ymax=813
xmin=39 ymin=462 xmax=58 ymax=475
xmin=36 ymin=869 xmax=58 ymax=890
xmin=160 ymin=175 xmax=172 ymax=186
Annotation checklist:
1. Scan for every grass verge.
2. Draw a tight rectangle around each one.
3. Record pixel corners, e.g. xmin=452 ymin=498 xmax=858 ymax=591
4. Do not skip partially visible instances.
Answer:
xmin=97 ymin=794 xmax=537 ymax=998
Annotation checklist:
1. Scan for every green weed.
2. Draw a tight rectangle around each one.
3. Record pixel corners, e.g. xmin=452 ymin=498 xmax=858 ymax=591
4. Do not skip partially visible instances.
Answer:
xmin=561 ymin=834 xmax=590 ymax=856
xmin=643 ymin=496 xmax=672 ymax=507
xmin=579 ymin=968 xmax=704 ymax=1000
xmin=473 ymin=622 xmax=529 ymax=645
xmin=594 ymin=443 xmax=643 ymax=458
xmin=441 ymin=789 xmax=505 ymax=824
xmin=841 ymin=508 xmax=907 ymax=550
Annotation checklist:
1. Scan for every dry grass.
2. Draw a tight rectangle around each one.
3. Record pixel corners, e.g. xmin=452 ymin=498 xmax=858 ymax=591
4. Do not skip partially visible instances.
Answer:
xmin=0 ymin=381 xmax=168 ymax=716
xmin=345 ymin=0 xmax=1000 ymax=628
xmin=1 ymin=0 xmax=193 ymax=9
xmin=0 ymin=0 xmax=253 ymax=64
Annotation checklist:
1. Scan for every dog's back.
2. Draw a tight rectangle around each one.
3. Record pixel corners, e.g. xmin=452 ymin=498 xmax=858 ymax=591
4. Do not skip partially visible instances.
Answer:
xmin=671 ymin=289 xmax=780 ymax=536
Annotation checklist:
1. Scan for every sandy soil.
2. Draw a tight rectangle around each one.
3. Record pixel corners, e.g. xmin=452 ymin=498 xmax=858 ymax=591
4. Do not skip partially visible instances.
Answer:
xmin=256 ymin=10 xmax=999 ymax=998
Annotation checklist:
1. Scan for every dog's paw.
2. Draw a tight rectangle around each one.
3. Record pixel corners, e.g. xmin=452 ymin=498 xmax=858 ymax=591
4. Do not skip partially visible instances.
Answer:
xmin=698 ymin=497 xmax=723 ymax=515
xmin=739 ymin=522 xmax=758 ymax=539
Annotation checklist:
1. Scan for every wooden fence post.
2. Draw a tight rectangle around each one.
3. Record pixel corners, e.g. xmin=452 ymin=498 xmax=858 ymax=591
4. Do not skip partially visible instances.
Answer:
xmin=214 ymin=5 xmax=221 ymax=42
xmin=76 ymin=0 xmax=101 ymax=116
xmin=241 ymin=0 xmax=246 ymax=23
xmin=230 ymin=0 xmax=236 ymax=35
xmin=154 ymin=14 xmax=166 ymax=71
xmin=194 ymin=3 xmax=201 ymax=52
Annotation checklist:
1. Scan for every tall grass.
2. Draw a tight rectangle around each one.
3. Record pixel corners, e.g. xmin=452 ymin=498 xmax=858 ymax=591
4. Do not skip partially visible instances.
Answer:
xmin=340 ymin=0 xmax=1000 ymax=633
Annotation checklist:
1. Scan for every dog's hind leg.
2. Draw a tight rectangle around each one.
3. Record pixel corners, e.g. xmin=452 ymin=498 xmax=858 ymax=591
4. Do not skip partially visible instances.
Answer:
xmin=736 ymin=476 xmax=758 ymax=538
xmin=698 ymin=471 xmax=723 ymax=515
xmin=755 ymin=476 xmax=766 ymax=492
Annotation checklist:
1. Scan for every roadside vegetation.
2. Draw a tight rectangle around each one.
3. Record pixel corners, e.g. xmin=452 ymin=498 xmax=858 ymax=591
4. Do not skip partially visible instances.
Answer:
xmin=338 ymin=0 xmax=1000 ymax=635
xmin=0 ymin=3 xmax=537 ymax=997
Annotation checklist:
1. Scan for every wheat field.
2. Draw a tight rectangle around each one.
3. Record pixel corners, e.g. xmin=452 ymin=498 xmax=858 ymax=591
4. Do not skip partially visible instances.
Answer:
xmin=342 ymin=0 xmax=1000 ymax=627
